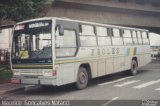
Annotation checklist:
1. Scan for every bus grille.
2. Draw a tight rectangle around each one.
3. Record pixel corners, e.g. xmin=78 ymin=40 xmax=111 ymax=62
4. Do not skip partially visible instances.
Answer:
xmin=20 ymin=69 xmax=43 ymax=76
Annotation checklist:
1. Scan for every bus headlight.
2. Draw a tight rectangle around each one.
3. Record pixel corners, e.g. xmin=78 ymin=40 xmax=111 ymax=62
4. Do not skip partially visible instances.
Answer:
xmin=43 ymin=70 xmax=52 ymax=77
xmin=52 ymin=70 xmax=57 ymax=76
xmin=14 ymin=71 xmax=20 ymax=76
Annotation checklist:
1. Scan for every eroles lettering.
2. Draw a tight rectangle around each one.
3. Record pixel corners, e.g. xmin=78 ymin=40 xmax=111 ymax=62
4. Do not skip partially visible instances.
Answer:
xmin=91 ymin=48 xmax=119 ymax=56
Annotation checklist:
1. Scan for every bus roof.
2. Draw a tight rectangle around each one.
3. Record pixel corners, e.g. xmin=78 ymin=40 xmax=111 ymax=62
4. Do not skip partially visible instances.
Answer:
xmin=16 ymin=17 xmax=53 ymax=24
xmin=16 ymin=17 xmax=148 ymax=32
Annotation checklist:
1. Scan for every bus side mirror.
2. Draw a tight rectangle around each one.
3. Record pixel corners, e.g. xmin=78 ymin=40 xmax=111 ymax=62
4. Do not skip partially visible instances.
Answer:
xmin=56 ymin=24 xmax=64 ymax=36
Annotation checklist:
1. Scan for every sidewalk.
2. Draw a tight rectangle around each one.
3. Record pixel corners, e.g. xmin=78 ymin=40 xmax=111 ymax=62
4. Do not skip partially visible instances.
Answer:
xmin=0 ymin=83 xmax=25 ymax=95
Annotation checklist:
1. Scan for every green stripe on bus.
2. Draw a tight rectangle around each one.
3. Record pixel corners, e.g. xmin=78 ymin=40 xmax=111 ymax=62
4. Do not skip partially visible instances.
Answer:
xmin=127 ymin=48 xmax=130 ymax=56
xmin=13 ymin=66 xmax=52 ymax=69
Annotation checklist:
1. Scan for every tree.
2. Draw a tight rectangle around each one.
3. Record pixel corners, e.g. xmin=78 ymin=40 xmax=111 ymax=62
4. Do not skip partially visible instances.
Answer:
xmin=0 ymin=0 xmax=50 ymax=23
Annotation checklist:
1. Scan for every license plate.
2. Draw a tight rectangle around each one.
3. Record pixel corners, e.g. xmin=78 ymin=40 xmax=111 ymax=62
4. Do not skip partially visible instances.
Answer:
xmin=11 ymin=78 xmax=21 ymax=84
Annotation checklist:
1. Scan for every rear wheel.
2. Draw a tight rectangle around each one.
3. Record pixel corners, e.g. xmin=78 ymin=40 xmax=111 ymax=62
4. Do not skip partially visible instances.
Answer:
xmin=75 ymin=67 xmax=89 ymax=90
xmin=124 ymin=60 xmax=138 ymax=76
xmin=129 ymin=60 xmax=138 ymax=76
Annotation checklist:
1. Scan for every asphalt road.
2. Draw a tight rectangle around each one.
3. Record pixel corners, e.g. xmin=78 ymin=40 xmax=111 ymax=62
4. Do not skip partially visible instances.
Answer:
xmin=1 ymin=61 xmax=160 ymax=106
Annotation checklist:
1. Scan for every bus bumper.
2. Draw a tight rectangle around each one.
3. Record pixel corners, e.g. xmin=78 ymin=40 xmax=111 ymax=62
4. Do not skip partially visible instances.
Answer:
xmin=11 ymin=77 xmax=57 ymax=86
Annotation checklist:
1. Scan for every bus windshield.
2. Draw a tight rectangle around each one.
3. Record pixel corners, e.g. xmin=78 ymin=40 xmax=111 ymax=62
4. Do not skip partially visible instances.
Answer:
xmin=12 ymin=21 xmax=52 ymax=62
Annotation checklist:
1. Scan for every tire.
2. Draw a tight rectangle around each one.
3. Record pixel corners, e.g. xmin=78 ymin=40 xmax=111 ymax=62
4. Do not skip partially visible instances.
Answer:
xmin=75 ymin=67 xmax=89 ymax=90
xmin=129 ymin=60 xmax=138 ymax=76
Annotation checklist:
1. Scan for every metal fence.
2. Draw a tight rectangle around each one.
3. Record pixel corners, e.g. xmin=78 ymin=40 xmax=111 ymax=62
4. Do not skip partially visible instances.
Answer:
xmin=0 ymin=49 xmax=10 ymax=64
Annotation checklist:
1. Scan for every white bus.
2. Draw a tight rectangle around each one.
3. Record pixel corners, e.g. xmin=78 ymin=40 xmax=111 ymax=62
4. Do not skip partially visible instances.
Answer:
xmin=11 ymin=17 xmax=151 ymax=89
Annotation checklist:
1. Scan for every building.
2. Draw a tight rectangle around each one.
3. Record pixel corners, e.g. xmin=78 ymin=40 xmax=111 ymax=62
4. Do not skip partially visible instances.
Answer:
xmin=46 ymin=0 xmax=160 ymax=34
xmin=0 ymin=25 xmax=13 ymax=51
xmin=0 ymin=25 xmax=13 ymax=63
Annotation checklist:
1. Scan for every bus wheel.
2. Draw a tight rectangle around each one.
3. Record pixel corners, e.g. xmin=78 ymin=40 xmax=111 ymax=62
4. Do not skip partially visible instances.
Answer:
xmin=130 ymin=60 xmax=138 ymax=76
xmin=75 ymin=67 xmax=89 ymax=90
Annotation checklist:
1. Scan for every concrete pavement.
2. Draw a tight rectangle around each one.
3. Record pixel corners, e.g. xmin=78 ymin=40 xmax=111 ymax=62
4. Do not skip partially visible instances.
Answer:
xmin=0 ymin=83 xmax=25 ymax=95
xmin=0 ymin=62 xmax=160 ymax=106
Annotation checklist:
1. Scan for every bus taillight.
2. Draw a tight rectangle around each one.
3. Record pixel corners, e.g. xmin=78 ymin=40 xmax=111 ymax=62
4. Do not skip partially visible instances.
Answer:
xmin=52 ymin=70 xmax=57 ymax=76
xmin=11 ymin=78 xmax=21 ymax=84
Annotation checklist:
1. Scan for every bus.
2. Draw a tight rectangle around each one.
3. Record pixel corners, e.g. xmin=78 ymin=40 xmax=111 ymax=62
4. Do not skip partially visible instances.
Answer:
xmin=11 ymin=17 xmax=151 ymax=89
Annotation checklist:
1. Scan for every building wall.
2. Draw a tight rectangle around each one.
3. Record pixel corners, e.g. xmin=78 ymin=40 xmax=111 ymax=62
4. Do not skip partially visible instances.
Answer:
xmin=46 ymin=6 xmax=160 ymax=27
xmin=0 ymin=28 xmax=12 ymax=51
xmin=46 ymin=0 xmax=160 ymax=28
xmin=57 ymin=0 xmax=160 ymax=12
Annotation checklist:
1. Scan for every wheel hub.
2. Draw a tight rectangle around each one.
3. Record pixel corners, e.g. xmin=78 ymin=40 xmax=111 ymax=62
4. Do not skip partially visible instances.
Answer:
xmin=79 ymin=72 xmax=86 ymax=84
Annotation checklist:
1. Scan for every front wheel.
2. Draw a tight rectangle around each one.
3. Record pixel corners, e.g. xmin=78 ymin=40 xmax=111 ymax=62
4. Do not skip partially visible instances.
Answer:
xmin=75 ymin=67 xmax=89 ymax=90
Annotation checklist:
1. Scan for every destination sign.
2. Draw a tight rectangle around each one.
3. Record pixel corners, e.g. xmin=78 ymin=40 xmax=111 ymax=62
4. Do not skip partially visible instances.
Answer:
xmin=28 ymin=22 xmax=49 ymax=28
xmin=15 ymin=20 xmax=51 ymax=31
xmin=15 ymin=24 xmax=25 ymax=30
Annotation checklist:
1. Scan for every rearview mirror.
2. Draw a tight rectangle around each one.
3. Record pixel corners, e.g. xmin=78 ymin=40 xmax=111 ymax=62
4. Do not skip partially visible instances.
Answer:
xmin=56 ymin=24 xmax=64 ymax=36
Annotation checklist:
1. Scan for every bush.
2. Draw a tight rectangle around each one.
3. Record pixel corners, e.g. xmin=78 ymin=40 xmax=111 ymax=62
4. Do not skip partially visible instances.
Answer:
xmin=0 ymin=70 xmax=12 ymax=83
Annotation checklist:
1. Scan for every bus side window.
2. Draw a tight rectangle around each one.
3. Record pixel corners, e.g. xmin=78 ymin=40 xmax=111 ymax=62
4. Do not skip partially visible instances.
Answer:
xmin=112 ymin=28 xmax=123 ymax=46
xmin=137 ymin=31 xmax=142 ymax=45
xmin=96 ymin=26 xmax=111 ymax=46
xmin=109 ymin=28 xmax=113 ymax=37
xmin=122 ymin=29 xmax=133 ymax=46
xmin=120 ymin=29 xmax=124 ymax=37
xmin=142 ymin=31 xmax=147 ymax=39
xmin=80 ymin=24 xmax=95 ymax=36
xmin=113 ymin=28 xmax=121 ymax=37
xmin=132 ymin=31 xmax=138 ymax=45
xmin=107 ymin=28 xmax=112 ymax=37
xmin=56 ymin=30 xmax=77 ymax=57
xmin=79 ymin=24 xmax=97 ymax=47
xmin=142 ymin=31 xmax=149 ymax=45
xmin=147 ymin=32 xmax=149 ymax=39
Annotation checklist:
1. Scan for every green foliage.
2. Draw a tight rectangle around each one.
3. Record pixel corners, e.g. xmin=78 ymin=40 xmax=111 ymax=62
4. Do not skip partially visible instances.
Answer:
xmin=0 ymin=0 xmax=50 ymax=22
xmin=0 ymin=70 xmax=12 ymax=80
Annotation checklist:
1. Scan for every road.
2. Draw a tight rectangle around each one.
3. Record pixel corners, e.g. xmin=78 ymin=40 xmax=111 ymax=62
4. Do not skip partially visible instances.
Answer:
xmin=1 ymin=61 xmax=160 ymax=106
